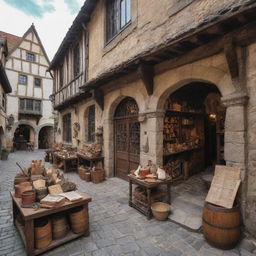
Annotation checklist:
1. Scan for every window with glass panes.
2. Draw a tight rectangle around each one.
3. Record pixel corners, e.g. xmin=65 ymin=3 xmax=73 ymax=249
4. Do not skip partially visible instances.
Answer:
xmin=106 ymin=0 xmax=131 ymax=42
xmin=19 ymin=98 xmax=41 ymax=114
xmin=88 ymin=105 xmax=95 ymax=142
xmin=26 ymin=52 xmax=36 ymax=62
xmin=63 ymin=113 xmax=72 ymax=142
xmin=34 ymin=78 xmax=41 ymax=87
xmin=19 ymin=74 xmax=27 ymax=84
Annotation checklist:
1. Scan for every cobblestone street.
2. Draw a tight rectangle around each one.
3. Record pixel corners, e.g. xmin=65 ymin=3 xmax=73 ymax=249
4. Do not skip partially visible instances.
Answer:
xmin=0 ymin=151 xmax=255 ymax=256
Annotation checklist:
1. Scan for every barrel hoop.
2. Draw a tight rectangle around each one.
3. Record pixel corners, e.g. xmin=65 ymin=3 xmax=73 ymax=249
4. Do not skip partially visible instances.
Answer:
xmin=203 ymin=218 xmax=241 ymax=230
xmin=205 ymin=203 xmax=239 ymax=213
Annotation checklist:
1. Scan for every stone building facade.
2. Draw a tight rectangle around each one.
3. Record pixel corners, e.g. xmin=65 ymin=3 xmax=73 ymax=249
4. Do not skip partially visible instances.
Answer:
xmin=0 ymin=35 xmax=12 ymax=150
xmin=49 ymin=0 xmax=256 ymax=236
xmin=0 ymin=25 xmax=54 ymax=150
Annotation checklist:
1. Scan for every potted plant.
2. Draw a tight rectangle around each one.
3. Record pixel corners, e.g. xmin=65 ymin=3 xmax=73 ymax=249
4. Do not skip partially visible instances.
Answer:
xmin=1 ymin=148 xmax=9 ymax=160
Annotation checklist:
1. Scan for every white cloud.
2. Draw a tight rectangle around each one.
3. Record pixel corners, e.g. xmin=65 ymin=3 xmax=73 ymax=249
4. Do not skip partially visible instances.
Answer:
xmin=0 ymin=0 xmax=86 ymax=60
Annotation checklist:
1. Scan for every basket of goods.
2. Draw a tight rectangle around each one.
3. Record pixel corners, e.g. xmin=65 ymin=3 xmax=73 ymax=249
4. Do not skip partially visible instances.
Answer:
xmin=35 ymin=187 xmax=48 ymax=201
xmin=91 ymin=168 xmax=105 ymax=184
xmin=151 ymin=202 xmax=171 ymax=221
xmin=15 ymin=182 xmax=32 ymax=198
xmin=78 ymin=166 xmax=90 ymax=181
xmin=61 ymin=181 xmax=77 ymax=192
xmin=34 ymin=218 xmax=52 ymax=249
xmin=139 ymin=167 xmax=151 ymax=178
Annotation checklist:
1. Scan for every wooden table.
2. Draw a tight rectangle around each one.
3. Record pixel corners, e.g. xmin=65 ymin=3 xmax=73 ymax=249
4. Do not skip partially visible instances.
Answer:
xmin=128 ymin=175 xmax=171 ymax=219
xmin=11 ymin=191 xmax=91 ymax=256
xmin=77 ymin=152 xmax=104 ymax=169
xmin=53 ymin=152 xmax=77 ymax=172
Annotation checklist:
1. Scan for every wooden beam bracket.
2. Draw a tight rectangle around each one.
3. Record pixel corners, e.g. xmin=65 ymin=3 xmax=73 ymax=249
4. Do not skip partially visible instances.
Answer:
xmin=94 ymin=89 xmax=104 ymax=111
xmin=138 ymin=63 xmax=154 ymax=96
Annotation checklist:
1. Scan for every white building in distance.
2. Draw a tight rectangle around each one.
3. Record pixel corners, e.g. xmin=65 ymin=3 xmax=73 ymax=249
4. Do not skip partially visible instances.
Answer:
xmin=0 ymin=24 xmax=54 ymax=150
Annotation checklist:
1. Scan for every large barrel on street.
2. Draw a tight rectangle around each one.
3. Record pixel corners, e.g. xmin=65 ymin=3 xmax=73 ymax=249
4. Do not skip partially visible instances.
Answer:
xmin=202 ymin=202 xmax=241 ymax=250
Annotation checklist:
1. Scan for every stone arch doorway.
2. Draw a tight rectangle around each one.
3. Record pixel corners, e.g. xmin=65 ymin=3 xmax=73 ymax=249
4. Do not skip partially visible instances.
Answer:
xmin=38 ymin=126 xmax=54 ymax=149
xmin=162 ymin=82 xmax=226 ymax=179
xmin=114 ymin=97 xmax=140 ymax=180
xmin=13 ymin=124 xmax=35 ymax=150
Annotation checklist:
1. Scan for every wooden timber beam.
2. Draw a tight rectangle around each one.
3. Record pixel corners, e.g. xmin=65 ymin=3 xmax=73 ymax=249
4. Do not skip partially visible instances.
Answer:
xmin=94 ymin=88 xmax=104 ymax=111
xmin=138 ymin=63 xmax=154 ymax=96
xmin=224 ymin=37 xmax=239 ymax=80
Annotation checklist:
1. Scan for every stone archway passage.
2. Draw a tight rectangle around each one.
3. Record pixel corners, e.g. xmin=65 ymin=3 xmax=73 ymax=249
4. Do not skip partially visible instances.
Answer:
xmin=38 ymin=126 xmax=54 ymax=149
xmin=13 ymin=124 xmax=35 ymax=150
xmin=114 ymin=97 xmax=140 ymax=180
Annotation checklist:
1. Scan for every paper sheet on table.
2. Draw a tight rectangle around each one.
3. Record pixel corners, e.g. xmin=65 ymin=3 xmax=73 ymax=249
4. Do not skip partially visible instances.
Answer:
xmin=205 ymin=165 xmax=241 ymax=209
xmin=59 ymin=191 xmax=83 ymax=201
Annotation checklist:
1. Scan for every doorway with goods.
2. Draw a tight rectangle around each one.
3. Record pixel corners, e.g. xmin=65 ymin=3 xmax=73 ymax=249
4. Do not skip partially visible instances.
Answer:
xmin=114 ymin=97 xmax=140 ymax=180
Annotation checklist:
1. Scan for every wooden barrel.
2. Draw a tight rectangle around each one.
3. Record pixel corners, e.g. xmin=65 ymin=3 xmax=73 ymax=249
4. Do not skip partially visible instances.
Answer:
xmin=52 ymin=215 xmax=68 ymax=239
xmin=21 ymin=190 xmax=35 ymax=206
xmin=203 ymin=202 xmax=241 ymax=250
xmin=34 ymin=219 xmax=52 ymax=249
xmin=69 ymin=206 xmax=88 ymax=234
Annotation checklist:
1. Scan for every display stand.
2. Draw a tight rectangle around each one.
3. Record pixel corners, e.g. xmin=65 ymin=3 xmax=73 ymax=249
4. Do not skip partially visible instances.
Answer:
xmin=11 ymin=191 xmax=91 ymax=256
xmin=53 ymin=152 xmax=77 ymax=172
xmin=77 ymin=152 xmax=104 ymax=169
xmin=128 ymin=175 xmax=171 ymax=219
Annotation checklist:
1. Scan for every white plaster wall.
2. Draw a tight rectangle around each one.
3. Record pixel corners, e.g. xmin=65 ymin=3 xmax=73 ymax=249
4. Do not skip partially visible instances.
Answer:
xmin=12 ymin=49 xmax=20 ymax=59
xmin=18 ymin=85 xmax=26 ymax=96
xmin=34 ymin=87 xmax=42 ymax=98
xmin=31 ymin=63 xmax=38 ymax=75
xmin=6 ymin=96 xmax=18 ymax=118
xmin=13 ymin=59 xmax=21 ymax=71
xmin=43 ymin=79 xmax=53 ymax=98
xmin=20 ymin=41 xmax=30 ymax=51
xmin=22 ymin=62 xmax=30 ymax=73
xmin=5 ymin=70 xmax=17 ymax=94
xmin=32 ymin=43 xmax=40 ymax=53
xmin=39 ymin=56 xmax=48 ymax=66
xmin=39 ymin=66 xmax=47 ymax=77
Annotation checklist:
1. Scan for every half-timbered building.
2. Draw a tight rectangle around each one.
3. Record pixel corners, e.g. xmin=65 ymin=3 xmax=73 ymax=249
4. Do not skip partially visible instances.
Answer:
xmin=49 ymin=0 xmax=256 ymax=235
xmin=0 ymin=25 xmax=54 ymax=150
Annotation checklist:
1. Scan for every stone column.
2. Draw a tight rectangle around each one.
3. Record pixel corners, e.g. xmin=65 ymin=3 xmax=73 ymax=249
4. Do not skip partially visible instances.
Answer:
xmin=140 ymin=110 xmax=165 ymax=167
xmin=221 ymin=92 xmax=248 ymax=223
xmin=103 ymin=118 xmax=114 ymax=177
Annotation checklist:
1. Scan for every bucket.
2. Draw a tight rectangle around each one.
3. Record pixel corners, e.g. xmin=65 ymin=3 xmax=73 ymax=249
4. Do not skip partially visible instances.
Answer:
xmin=34 ymin=218 xmax=52 ymax=249
xmin=52 ymin=215 xmax=68 ymax=239
xmin=151 ymin=202 xmax=171 ymax=221
xmin=21 ymin=190 xmax=35 ymax=206
xmin=14 ymin=182 xmax=32 ymax=198
xmin=202 ymin=202 xmax=241 ymax=250
xmin=69 ymin=206 xmax=88 ymax=234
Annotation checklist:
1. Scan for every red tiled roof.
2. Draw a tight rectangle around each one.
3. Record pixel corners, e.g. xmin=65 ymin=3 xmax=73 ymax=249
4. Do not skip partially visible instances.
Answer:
xmin=0 ymin=31 xmax=22 ymax=53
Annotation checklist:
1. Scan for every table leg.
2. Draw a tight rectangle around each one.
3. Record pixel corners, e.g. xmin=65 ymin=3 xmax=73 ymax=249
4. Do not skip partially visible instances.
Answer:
xmin=83 ymin=204 xmax=90 ymax=237
xmin=12 ymin=200 xmax=18 ymax=224
xmin=64 ymin=160 xmax=67 ymax=173
xmin=129 ymin=181 xmax=132 ymax=206
xmin=167 ymin=184 xmax=171 ymax=204
xmin=24 ymin=219 xmax=34 ymax=256
xmin=146 ymin=188 xmax=151 ymax=219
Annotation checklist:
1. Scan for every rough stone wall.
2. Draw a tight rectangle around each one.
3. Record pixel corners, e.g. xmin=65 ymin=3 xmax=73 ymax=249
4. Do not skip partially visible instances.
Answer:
xmin=245 ymin=42 xmax=256 ymax=236
xmin=88 ymin=0 xmax=251 ymax=80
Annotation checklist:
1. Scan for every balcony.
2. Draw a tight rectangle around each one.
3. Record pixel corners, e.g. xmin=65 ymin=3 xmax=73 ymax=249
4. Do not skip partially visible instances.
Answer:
xmin=54 ymin=73 xmax=87 ymax=110
xmin=19 ymin=98 xmax=42 ymax=120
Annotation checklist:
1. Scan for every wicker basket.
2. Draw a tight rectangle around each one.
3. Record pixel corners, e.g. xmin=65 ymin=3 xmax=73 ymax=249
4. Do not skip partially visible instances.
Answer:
xmin=151 ymin=202 xmax=171 ymax=221
xmin=91 ymin=169 xmax=105 ymax=184
xmin=78 ymin=167 xmax=89 ymax=180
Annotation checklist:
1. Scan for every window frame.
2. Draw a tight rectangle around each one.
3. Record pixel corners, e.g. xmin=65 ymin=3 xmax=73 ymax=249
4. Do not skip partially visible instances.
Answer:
xmin=26 ymin=52 xmax=36 ymax=62
xmin=63 ymin=113 xmax=72 ymax=143
xmin=34 ymin=77 xmax=42 ymax=87
xmin=19 ymin=98 xmax=42 ymax=114
xmin=2 ymin=93 xmax=6 ymax=111
xmin=106 ymin=0 xmax=132 ymax=43
xmin=18 ymin=74 xmax=28 ymax=85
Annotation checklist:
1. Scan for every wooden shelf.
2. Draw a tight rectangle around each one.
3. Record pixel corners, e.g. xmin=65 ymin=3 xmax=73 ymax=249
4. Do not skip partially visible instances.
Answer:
xmin=166 ymin=110 xmax=205 ymax=116
xmin=164 ymin=146 xmax=202 ymax=157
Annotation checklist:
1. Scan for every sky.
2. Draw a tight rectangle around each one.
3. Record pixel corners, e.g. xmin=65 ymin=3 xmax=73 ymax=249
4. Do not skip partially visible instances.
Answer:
xmin=0 ymin=0 xmax=85 ymax=60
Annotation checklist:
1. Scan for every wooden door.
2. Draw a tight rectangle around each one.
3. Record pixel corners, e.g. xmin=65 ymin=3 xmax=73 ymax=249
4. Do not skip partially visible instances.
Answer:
xmin=114 ymin=97 xmax=140 ymax=180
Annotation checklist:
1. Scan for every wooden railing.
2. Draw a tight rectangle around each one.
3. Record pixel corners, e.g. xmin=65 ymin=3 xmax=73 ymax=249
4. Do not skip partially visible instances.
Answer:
xmin=54 ymin=73 xmax=84 ymax=107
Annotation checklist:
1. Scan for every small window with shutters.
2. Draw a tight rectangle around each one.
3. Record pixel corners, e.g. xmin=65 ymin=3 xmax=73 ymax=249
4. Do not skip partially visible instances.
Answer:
xmin=88 ymin=105 xmax=95 ymax=142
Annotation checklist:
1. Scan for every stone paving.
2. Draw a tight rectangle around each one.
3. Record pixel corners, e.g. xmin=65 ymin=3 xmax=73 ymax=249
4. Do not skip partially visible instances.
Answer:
xmin=0 ymin=150 xmax=255 ymax=256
